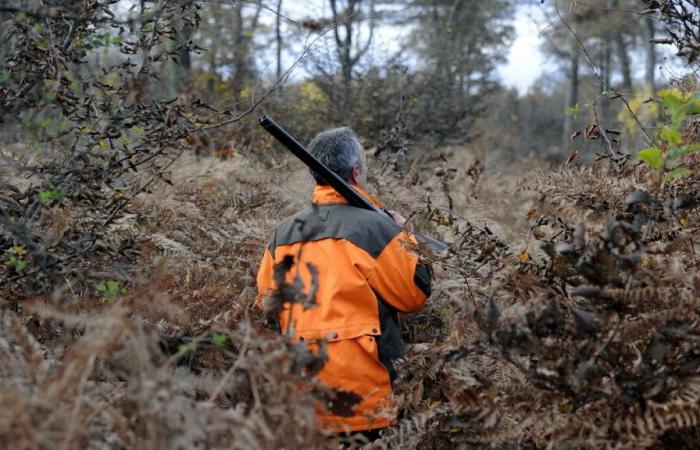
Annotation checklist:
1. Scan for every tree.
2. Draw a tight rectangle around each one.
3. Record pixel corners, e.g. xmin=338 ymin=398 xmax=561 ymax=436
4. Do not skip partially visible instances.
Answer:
xmin=195 ymin=2 xmax=263 ymax=103
xmin=309 ymin=0 xmax=376 ymax=120
xmin=407 ymin=0 xmax=514 ymax=145
xmin=539 ymin=0 xmax=652 ymax=151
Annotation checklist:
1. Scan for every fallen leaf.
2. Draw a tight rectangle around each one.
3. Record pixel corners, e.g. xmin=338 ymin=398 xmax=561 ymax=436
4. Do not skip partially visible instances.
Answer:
xmin=564 ymin=149 xmax=579 ymax=167
xmin=519 ymin=250 xmax=529 ymax=263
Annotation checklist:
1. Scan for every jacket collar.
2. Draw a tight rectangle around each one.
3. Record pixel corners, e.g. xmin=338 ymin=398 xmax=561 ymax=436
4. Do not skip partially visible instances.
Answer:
xmin=313 ymin=184 xmax=383 ymax=208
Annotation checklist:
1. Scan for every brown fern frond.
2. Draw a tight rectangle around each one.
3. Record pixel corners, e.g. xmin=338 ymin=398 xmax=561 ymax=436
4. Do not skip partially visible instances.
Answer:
xmin=610 ymin=377 xmax=700 ymax=450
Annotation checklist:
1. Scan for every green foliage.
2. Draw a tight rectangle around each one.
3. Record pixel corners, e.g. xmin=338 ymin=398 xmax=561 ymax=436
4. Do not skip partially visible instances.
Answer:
xmin=566 ymin=102 xmax=583 ymax=119
xmin=667 ymin=143 xmax=700 ymax=161
xmin=639 ymin=147 xmax=663 ymax=170
xmin=638 ymin=88 xmax=700 ymax=181
xmin=658 ymin=89 xmax=700 ymax=128
xmin=660 ymin=126 xmax=682 ymax=146
xmin=38 ymin=188 xmax=64 ymax=204
xmin=42 ymin=91 xmax=55 ymax=103
xmin=177 ymin=342 xmax=197 ymax=353
xmin=35 ymin=39 xmax=50 ymax=50
xmin=82 ymin=32 xmax=123 ymax=48
xmin=662 ymin=166 xmax=691 ymax=182
xmin=5 ymin=246 xmax=28 ymax=272
xmin=211 ymin=332 xmax=227 ymax=347
xmin=93 ymin=280 xmax=126 ymax=301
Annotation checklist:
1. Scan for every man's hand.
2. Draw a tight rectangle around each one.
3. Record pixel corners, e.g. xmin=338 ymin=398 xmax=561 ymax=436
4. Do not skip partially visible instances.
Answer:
xmin=387 ymin=210 xmax=414 ymax=232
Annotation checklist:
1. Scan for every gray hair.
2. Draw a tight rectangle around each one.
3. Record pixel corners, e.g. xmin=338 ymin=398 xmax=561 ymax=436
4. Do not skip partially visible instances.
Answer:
xmin=307 ymin=127 xmax=364 ymax=185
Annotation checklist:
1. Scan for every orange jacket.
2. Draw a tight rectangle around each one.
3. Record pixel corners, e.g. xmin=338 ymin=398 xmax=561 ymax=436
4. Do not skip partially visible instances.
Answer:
xmin=256 ymin=185 xmax=431 ymax=432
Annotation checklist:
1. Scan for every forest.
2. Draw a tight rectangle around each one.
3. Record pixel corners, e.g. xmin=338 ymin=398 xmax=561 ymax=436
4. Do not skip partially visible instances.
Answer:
xmin=1 ymin=0 xmax=699 ymax=448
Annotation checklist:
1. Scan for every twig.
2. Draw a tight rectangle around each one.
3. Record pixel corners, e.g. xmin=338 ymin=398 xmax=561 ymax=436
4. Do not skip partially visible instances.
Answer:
xmin=611 ymin=88 xmax=656 ymax=147
xmin=592 ymin=98 xmax=616 ymax=161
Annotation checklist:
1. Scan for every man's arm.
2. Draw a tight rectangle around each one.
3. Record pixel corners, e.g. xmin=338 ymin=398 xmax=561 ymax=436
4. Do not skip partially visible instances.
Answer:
xmin=366 ymin=229 xmax=432 ymax=313
xmin=255 ymin=234 xmax=276 ymax=309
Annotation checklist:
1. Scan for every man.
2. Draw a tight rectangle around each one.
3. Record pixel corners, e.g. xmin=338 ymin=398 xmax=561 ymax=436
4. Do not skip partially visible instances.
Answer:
xmin=256 ymin=127 xmax=431 ymax=433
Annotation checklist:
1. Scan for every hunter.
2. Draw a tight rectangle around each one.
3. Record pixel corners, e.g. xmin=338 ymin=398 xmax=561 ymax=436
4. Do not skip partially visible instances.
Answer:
xmin=256 ymin=127 xmax=432 ymax=434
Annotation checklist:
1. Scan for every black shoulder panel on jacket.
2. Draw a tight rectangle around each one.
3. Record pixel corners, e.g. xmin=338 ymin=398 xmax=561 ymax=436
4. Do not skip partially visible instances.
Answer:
xmin=269 ymin=204 xmax=401 ymax=259
xmin=414 ymin=263 xmax=432 ymax=298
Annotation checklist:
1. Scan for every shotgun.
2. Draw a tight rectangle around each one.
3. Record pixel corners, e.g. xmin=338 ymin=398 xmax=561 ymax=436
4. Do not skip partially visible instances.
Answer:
xmin=258 ymin=115 xmax=448 ymax=256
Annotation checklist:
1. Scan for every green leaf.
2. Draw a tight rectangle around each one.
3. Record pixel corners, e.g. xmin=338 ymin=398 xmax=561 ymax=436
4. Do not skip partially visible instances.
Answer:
xmin=8 ymin=246 xmax=27 ymax=256
xmin=178 ymin=342 xmax=197 ymax=353
xmin=110 ymin=35 xmax=122 ymax=45
xmin=639 ymin=147 xmax=664 ymax=170
xmin=36 ymin=39 xmax=50 ymax=50
xmin=36 ymin=117 xmax=51 ymax=129
xmin=659 ymin=89 xmax=700 ymax=128
xmin=38 ymin=188 xmax=64 ymax=203
xmin=667 ymin=143 xmax=700 ymax=161
xmin=8 ymin=255 xmax=27 ymax=271
xmin=0 ymin=72 xmax=9 ymax=84
xmin=689 ymin=93 xmax=700 ymax=115
xmin=566 ymin=102 xmax=583 ymax=119
xmin=58 ymin=120 xmax=71 ymax=133
xmin=92 ymin=279 xmax=123 ymax=301
xmin=32 ymin=23 xmax=42 ymax=33
xmin=660 ymin=126 xmax=683 ymax=146
xmin=16 ymin=12 xmax=28 ymax=22
xmin=659 ymin=89 xmax=687 ymax=122
xmin=211 ymin=332 xmax=227 ymax=347
xmin=38 ymin=190 xmax=55 ymax=203
xmin=662 ymin=166 xmax=690 ymax=182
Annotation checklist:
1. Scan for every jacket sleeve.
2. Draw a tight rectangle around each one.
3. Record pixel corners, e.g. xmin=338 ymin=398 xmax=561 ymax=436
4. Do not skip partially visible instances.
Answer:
xmin=365 ymin=231 xmax=431 ymax=313
xmin=255 ymin=246 xmax=275 ymax=310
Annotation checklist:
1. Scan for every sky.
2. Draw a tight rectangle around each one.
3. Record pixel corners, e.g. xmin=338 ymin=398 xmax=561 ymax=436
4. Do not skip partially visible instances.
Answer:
xmin=498 ymin=9 xmax=557 ymax=93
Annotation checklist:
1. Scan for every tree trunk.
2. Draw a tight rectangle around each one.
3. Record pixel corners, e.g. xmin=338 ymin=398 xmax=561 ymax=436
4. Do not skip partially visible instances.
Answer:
xmin=178 ymin=19 xmax=192 ymax=74
xmin=562 ymin=51 xmax=580 ymax=148
xmin=615 ymin=31 xmax=633 ymax=93
xmin=171 ymin=18 xmax=193 ymax=96
xmin=330 ymin=0 xmax=355 ymax=119
xmin=275 ymin=0 xmax=283 ymax=80
xmin=206 ymin=41 xmax=217 ymax=103
xmin=329 ymin=0 xmax=373 ymax=120
xmin=645 ymin=16 xmax=656 ymax=95
xmin=232 ymin=2 xmax=245 ymax=101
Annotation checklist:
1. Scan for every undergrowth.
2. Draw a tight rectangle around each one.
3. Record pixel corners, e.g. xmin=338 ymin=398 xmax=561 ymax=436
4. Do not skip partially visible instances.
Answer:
xmin=2 ymin=112 xmax=699 ymax=448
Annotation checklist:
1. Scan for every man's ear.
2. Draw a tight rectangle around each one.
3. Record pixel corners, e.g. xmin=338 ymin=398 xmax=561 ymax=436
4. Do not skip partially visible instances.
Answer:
xmin=350 ymin=165 xmax=362 ymax=185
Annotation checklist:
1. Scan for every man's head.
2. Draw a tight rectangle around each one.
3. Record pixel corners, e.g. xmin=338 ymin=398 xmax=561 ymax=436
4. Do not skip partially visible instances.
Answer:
xmin=307 ymin=127 xmax=367 ymax=189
